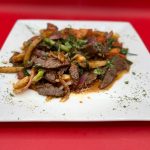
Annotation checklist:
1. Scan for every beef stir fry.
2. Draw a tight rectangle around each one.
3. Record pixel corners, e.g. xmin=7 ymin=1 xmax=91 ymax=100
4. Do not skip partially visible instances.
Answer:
xmin=0 ymin=23 xmax=132 ymax=101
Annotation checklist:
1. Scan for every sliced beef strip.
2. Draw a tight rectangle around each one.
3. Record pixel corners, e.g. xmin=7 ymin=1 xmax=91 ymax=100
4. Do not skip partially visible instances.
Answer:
xmin=69 ymin=64 xmax=79 ymax=81
xmin=44 ymin=70 xmax=57 ymax=83
xmin=35 ymin=83 xmax=64 ymax=97
xmin=100 ymin=56 xmax=130 ymax=89
xmin=36 ymin=43 xmax=51 ymax=51
xmin=87 ymin=37 xmax=97 ymax=45
xmin=100 ymin=67 xmax=117 ymax=89
xmin=58 ymin=66 xmax=68 ymax=75
xmin=84 ymin=44 xmax=99 ymax=57
xmin=9 ymin=52 xmax=19 ymax=63
xmin=83 ymin=38 xmax=109 ymax=58
xmin=84 ymin=72 xmax=97 ymax=86
xmin=78 ymin=72 xmax=97 ymax=89
xmin=49 ymin=32 xmax=62 ymax=40
xmin=47 ymin=23 xmax=58 ymax=32
xmin=82 ymin=37 xmax=99 ymax=57
xmin=32 ymin=49 xmax=48 ymax=57
xmin=112 ymin=56 xmax=130 ymax=72
xmin=106 ymin=31 xmax=113 ymax=39
xmin=32 ymin=56 xmax=70 ymax=69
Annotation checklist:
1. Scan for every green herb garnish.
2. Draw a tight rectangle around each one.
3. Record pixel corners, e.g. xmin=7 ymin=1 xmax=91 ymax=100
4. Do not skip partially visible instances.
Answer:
xmin=127 ymin=53 xmax=137 ymax=56
xmin=64 ymin=35 xmax=87 ymax=50
xmin=76 ymin=39 xmax=87 ymax=48
xmin=107 ymin=38 xmax=115 ymax=47
xmin=120 ymin=48 xmax=128 ymax=55
xmin=106 ymin=60 xmax=114 ymax=68
xmin=24 ymin=69 xmax=30 ymax=76
xmin=94 ymin=68 xmax=105 ymax=75
xmin=64 ymin=41 xmax=72 ymax=49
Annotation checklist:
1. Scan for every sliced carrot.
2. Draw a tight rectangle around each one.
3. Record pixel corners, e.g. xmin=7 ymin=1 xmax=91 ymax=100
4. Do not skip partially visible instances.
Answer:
xmin=106 ymin=48 xmax=126 ymax=59
xmin=97 ymin=36 xmax=106 ymax=43
xmin=109 ymin=48 xmax=120 ymax=54
xmin=112 ymin=41 xmax=122 ymax=47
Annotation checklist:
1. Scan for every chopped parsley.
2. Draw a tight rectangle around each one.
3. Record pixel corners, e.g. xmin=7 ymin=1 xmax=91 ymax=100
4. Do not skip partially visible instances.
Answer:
xmin=107 ymin=38 xmax=115 ymax=45
xmin=120 ymin=48 xmax=128 ymax=55
xmin=93 ymin=68 xmax=105 ymax=75
xmin=107 ymin=38 xmax=116 ymax=48
xmin=23 ymin=69 xmax=30 ymax=76
xmin=64 ymin=35 xmax=87 ymax=50
xmin=106 ymin=60 xmax=114 ymax=68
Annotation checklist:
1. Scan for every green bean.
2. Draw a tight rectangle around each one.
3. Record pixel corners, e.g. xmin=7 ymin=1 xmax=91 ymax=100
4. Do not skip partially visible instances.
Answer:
xmin=32 ymin=69 xmax=45 ymax=84
xmin=44 ymin=38 xmax=70 ymax=52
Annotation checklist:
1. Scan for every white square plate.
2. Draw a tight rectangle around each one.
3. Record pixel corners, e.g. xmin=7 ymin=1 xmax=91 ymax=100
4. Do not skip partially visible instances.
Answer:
xmin=0 ymin=20 xmax=150 ymax=122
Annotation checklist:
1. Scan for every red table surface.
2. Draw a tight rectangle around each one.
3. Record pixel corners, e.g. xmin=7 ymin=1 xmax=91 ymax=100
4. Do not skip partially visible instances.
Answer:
xmin=0 ymin=5 xmax=150 ymax=150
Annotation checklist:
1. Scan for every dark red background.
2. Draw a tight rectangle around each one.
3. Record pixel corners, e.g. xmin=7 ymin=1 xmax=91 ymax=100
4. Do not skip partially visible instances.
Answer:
xmin=1 ymin=0 xmax=150 ymax=8
xmin=0 ymin=0 xmax=150 ymax=149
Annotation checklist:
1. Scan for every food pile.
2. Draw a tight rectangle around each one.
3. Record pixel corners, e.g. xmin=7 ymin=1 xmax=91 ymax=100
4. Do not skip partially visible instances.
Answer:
xmin=0 ymin=23 xmax=132 ymax=101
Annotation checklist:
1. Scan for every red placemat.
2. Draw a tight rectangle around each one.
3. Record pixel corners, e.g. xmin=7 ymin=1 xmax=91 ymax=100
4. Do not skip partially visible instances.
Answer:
xmin=0 ymin=122 xmax=150 ymax=150
xmin=0 ymin=5 xmax=150 ymax=150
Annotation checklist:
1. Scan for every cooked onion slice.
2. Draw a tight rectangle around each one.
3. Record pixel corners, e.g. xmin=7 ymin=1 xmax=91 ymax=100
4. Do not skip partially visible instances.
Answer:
xmin=23 ymin=36 xmax=42 ymax=65
xmin=88 ymin=60 xmax=107 ymax=68
xmin=59 ymin=76 xmax=70 ymax=102
xmin=13 ymin=76 xmax=30 ymax=89
xmin=13 ymin=69 xmax=35 ymax=94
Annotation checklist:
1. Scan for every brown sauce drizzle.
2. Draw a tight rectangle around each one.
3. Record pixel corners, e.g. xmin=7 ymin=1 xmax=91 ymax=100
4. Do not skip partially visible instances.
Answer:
xmin=46 ymin=70 xmax=129 ymax=102
xmin=74 ymin=70 xmax=128 ymax=94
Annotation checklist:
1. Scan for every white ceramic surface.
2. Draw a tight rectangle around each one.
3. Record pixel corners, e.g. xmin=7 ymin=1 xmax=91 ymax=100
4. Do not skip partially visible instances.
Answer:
xmin=0 ymin=20 xmax=150 ymax=121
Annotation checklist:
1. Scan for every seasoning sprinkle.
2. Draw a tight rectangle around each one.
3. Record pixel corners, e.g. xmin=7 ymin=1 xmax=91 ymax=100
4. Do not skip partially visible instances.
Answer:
xmin=124 ymin=81 xmax=129 ymax=84
xmin=10 ymin=93 xmax=14 ymax=97
xmin=132 ymin=72 xmax=136 ymax=75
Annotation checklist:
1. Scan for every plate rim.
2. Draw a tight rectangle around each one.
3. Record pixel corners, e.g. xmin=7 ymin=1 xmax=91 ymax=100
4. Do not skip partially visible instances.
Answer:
xmin=0 ymin=19 xmax=150 ymax=122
